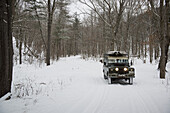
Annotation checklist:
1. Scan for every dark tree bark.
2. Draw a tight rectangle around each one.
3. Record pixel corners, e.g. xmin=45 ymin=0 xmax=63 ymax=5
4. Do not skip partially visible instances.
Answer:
xmin=0 ymin=0 xmax=13 ymax=98
xmin=159 ymin=0 xmax=166 ymax=79
xmin=46 ymin=0 xmax=51 ymax=65
xmin=113 ymin=0 xmax=126 ymax=50
xmin=165 ymin=0 xmax=170 ymax=68
xmin=19 ymin=28 xmax=22 ymax=64
xmin=46 ymin=0 xmax=56 ymax=66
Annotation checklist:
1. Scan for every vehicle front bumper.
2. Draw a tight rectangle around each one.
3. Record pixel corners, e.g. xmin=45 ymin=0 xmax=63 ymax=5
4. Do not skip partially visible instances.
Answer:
xmin=108 ymin=73 xmax=135 ymax=78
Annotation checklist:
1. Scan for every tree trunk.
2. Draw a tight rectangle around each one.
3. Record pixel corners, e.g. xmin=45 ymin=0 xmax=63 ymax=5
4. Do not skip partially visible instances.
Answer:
xmin=149 ymin=35 xmax=153 ymax=63
xmin=144 ymin=40 xmax=147 ymax=60
xmin=154 ymin=43 xmax=159 ymax=60
xmin=19 ymin=28 xmax=23 ymax=64
xmin=0 ymin=0 xmax=13 ymax=98
xmin=165 ymin=0 xmax=170 ymax=67
xmin=46 ymin=0 xmax=51 ymax=66
xmin=46 ymin=0 xmax=56 ymax=66
xmin=19 ymin=39 xmax=22 ymax=64
xmin=159 ymin=0 xmax=166 ymax=79
xmin=132 ymin=36 xmax=134 ymax=55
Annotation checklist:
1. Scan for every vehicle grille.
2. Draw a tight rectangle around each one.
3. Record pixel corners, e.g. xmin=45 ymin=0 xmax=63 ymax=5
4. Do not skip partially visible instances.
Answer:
xmin=109 ymin=67 xmax=129 ymax=74
xmin=118 ymin=68 xmax=128 ymax=74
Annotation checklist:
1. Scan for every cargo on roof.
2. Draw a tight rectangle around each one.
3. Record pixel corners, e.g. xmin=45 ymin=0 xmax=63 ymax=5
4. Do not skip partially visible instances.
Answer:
xmin=104 ymin=51 xmax=128 ymax=57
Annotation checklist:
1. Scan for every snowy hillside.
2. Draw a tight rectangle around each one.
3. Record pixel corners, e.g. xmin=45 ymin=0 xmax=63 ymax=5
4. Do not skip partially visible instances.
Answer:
xmin=0 ymin=56 xmax=170 ymax=113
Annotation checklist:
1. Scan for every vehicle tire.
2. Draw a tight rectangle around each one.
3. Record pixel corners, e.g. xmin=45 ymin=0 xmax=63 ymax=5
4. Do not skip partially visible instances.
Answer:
xmin=103 ymin=71 xmax=107 ymax=79
xmin=108 ymin=77 xmax=112 ymax=84
xmin=104 ymin=75 xmax=107 ymax=79
xmin=129 ymin=78 xmax=133 ymax=85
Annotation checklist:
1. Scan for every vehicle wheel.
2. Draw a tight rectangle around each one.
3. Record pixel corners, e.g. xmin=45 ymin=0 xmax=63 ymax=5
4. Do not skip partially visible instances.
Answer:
xmin=104 ymin=75 xmax=107 ymax=79
xmin=103 ymin=71 xmax=107 ymax=79
xmin=129 ymin=78 xmax=133 ymax=85
xmin=108 ymin=77 xmax=112 ymax=84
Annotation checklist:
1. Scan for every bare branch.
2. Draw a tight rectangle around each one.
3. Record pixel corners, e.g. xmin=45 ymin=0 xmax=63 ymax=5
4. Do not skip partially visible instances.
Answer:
xmin=79 ymin=0 xmax=111 ymax=27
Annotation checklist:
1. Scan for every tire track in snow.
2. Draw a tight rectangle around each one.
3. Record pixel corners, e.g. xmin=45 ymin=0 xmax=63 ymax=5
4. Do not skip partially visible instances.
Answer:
xmin=127 ymin=86 xmax=151 ymax=113
xmin=127 ymin=85 xmax=161 ymax=113
xmin=64 ymin=73 xmax=108 ymax=113
xmin=82 ymin=77 xmax=108 ymax=113
xmin=136 ymin=86 xmax=161 ymax=113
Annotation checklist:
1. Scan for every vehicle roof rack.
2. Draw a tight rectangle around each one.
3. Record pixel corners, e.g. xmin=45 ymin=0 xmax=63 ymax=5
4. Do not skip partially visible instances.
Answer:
xmin=104 ymin=51 xmax=128 ymax=57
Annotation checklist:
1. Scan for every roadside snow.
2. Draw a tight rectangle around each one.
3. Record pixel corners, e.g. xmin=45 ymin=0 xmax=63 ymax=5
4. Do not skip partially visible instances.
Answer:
xmin=0 ymin=56 xmax=170 ymax=113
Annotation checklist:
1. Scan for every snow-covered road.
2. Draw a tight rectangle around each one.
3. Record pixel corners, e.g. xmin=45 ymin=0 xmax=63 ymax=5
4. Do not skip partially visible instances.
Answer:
xmin=0 ymin=56 xmax=170 ymax=113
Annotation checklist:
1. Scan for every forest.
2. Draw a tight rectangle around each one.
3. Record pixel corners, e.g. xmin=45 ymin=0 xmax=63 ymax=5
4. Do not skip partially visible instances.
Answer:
xmin=0 ymin=0 xmax=170 ymax=98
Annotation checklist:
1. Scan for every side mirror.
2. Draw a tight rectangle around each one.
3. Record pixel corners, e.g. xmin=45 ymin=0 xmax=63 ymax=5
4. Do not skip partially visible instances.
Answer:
xmin=130 ymin=60 xmax=133 ymax=66
xmin=100 ymin=59 xmax=103 ymax=63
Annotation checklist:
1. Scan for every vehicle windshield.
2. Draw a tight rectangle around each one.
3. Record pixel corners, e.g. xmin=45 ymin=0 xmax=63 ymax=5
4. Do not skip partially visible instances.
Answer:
xmin=108 ymin=59 xmax=128 ymax=63
xmin=107 ymin=59 xmax=129 ymax=67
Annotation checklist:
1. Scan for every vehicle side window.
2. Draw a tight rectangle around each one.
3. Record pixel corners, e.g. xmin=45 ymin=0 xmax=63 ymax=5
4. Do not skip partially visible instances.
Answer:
xmin=123 ymin=59 xmax=128 ymax=63
xmin=108 ymin=59 xmax=115 ymax=63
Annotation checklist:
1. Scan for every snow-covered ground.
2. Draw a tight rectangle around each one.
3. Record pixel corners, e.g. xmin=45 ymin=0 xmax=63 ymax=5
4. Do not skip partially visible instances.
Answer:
xmin=0 ymin=56 xmax=170 ymax=113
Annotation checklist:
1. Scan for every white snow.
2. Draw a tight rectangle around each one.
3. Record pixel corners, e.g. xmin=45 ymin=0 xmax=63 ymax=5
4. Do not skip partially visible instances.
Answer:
xmin=0 ymin=56 xmax=170 ymax=113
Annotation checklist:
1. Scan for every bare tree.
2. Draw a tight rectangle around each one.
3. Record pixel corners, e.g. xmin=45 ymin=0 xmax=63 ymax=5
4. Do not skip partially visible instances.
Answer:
xmin=79 ymin=0 xmax=128 ymax=50
xmin=159 ymin=0 xmax=166 ymax=78
xmin=46 ymin=0 xmax=57 ymax=66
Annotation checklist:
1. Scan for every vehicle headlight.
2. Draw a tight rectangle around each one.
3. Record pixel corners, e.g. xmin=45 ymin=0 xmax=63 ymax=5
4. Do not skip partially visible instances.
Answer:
xmin=115 ymin=68 xmax=119 ymax=71
xmin=124 ymin=67 xmax=128 ymax=71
